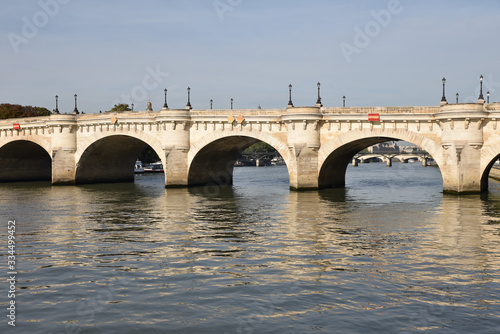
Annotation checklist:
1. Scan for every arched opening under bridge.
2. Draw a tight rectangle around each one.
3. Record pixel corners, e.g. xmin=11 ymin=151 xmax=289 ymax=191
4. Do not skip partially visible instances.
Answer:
xmin=481 ymin=155 xmax=500 ymax=192
xmin=75 ymin=135 xmax=163 ymax=184
xmin=319 ymin=137 xmax=442 ymax=190
xmin=188 ymin=135 xmax=288 ymax=187
xmin=0 ymin=140 xmax=51 ymax=182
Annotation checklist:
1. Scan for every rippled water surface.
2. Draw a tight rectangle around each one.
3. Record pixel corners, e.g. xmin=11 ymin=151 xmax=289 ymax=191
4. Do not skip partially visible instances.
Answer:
xmin=1 ymin=163 xmax=500 ymax=333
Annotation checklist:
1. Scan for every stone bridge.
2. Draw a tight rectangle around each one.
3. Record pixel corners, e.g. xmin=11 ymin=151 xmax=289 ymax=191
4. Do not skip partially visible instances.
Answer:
xmin=353 ymin=153 xmax=431 ymax=166
xmin=2 ymin=101 xmax=500 ymax=193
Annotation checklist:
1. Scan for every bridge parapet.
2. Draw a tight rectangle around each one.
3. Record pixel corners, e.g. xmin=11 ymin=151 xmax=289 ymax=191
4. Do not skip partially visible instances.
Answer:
xmin=321 ymin=106 xmax=440 ymax=114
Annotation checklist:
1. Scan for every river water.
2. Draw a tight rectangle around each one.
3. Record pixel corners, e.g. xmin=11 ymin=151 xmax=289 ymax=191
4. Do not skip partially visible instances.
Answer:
xmin=1 ymin=163 xmax=500 ymax=333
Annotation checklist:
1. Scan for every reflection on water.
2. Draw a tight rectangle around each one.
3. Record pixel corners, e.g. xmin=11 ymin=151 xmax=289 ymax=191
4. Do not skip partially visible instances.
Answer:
xmin=0 ymin=164 xmax=499 ymax=333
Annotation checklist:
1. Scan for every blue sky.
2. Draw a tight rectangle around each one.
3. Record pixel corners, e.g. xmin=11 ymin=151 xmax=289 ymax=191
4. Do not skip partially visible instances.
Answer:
xmin=1 ymin=0 xmax=499 ymax=113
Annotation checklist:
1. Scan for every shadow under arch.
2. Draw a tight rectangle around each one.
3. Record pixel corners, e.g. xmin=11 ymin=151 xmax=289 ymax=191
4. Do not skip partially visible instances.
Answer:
xmin=318 ymin=136 xmax=443 ymax=189
xmin=0 ymin=140 xmax=51 ymax=182
xmin=75 ymin=135 xmax=162 ymax=184
xmin=188 ymin=135 xmax=288 ymax=187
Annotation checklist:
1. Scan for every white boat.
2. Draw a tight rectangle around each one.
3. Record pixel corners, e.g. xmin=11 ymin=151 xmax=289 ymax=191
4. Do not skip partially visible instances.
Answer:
xmin=134 ymin=160 xmax=145 ymax=174
xmin=144 ymin=161 xmax=164 ymax=173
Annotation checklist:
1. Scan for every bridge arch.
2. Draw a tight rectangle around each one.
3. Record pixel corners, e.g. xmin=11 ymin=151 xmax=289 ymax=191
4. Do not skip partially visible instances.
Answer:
xmin=75 ymin=133 xmax=164 ymax=184
xmin=317 ymin=129 xmax=443 ymax=188
xmin=188 ymin=131 xmax=289 ymax=187
xmin=480 ymin=139 xmax=500 ymax=191
xmin=0 ymin=139 xmax=52 ymax=182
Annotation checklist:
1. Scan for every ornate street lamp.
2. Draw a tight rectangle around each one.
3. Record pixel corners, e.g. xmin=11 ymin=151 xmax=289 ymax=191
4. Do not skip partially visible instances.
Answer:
xmin=73 ymin=94 xmax=79 ymax=114
xmin=131 ymin=103 xmax=134 ymax=112
xmin=210 ymin=99 xmax=213 ymax=110
xmin=163 ymin=88 xmax=168 ymax=109
xmin=54 ymin=95 xmax=59 ymax=114
xmin=441 ymin=77 xmax=447 ymax=104
xmin=478 ymin=75 xmax=484 ymax=101
xmin=343 ymin=95 xmax=346 ymax=107
xmin=456 ymin=93 xmax=459 ymax=104
xmin=316 ymin=82 xmax=322 ymax=107
xmin=231 ymin=98 xmax=233 ymax=110
xmin=288 ymin=84 xmax=293 ymax=107
xmin=487 ymin=91 xmax=490 ymax=103
xmin=186 ymin=87 xmax=192 ymax=109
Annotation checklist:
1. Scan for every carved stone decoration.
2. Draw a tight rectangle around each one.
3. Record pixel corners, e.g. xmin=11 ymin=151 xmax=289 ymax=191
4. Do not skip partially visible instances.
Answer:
xmin=454 ymin=141 xmax=467 ymax=163
xmin=455 ymin=146 xmax=463 ymax=162
xmin=416 ymin=121 xmax=420 ymax=132
xmin=477 ymin=118 xmax=484 ymax=130
xmin=464 ymin=118 xmax=470 ymax=130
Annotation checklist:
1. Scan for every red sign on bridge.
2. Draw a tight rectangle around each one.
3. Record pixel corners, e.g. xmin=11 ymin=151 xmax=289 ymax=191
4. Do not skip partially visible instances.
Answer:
xmin=368 ymin=113 xmax=380 ymax=121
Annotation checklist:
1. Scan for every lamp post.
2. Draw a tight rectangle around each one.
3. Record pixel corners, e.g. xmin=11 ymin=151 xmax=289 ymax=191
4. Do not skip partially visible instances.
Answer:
xmin=131 ymin=103 xmax=134 ymax=112
xmin=441 ymin=77 xmax=447 ymax=104
xmin=288 ymin=84 xmax=293 ymax=107
xmin=487 ymin=91 xmax=490 ymax=103
xmin=186 ymin=87 xmax=192 ymax=109
xmin=73 ymin=94 xmax=79 ymax=114
xmin=54 ymin=95 xmax=59 ymax=114
xmin=343 ymin=95 xmax=346 ymax=107
xmin=456 ymin=93 xmax=459 ymax=104
xmin=210 ymin=99 xmax=213 ymax=110
xmin=316 ymin=82 xmax=322 ymax=107
xmin=230 ymin=98 xmax=233 ymax=110
xmin=478 ymin=75 xmax=484 ymax=101
xmin=163 ymin=88 xmax=168 ymax=109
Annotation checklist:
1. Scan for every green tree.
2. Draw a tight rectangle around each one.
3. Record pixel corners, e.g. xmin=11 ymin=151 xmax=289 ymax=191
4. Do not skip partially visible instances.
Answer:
xmin=137 ymin=147 xmax=160 ymax=164
xmin=0 ymin=104 xmax=51 ymax=119
xmin=106 ymin=104 xmax=132 ymax=113
xmin=243 ymin=142 xmax=275 ymax=154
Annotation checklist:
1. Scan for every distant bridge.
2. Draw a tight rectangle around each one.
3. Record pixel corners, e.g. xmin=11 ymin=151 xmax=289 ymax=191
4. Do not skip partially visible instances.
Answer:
xmin=353 ymin=151 xmax=433 ymax=166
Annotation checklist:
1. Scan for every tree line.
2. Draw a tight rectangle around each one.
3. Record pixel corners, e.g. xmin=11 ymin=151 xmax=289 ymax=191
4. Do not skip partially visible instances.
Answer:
xmin=0 ymin=104 xmax=51 ymax=120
